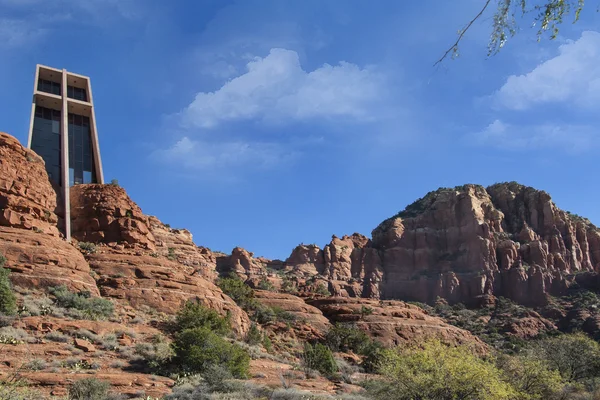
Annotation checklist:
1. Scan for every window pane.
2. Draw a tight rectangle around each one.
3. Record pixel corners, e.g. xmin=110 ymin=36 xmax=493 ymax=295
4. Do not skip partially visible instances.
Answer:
xmin=83 ymin=171 xmax=92 ymax=184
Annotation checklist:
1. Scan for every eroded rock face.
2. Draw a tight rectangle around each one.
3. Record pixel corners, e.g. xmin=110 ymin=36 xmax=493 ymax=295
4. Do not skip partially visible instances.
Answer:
xmin=371 ymin=183 xmax=600 ymax=306
xmin=308 ymin=297 xmax=486 ymax=351
xmin=281 ymin=183 xmax=600 ymax=307
xmin=254 ymin=290 xmax=331 ymax=339
xmin=86 ymin=247 xmax=251 ymax=335
xmin=0 ymin=132 xmax=60 ymax=236
xmin=70 ymin=184 xmax=155 ymax=250
xmin=149 ymin=216 xmax=219 ymax=282
xmin=0 ymin=226 xmax=99 ymax=294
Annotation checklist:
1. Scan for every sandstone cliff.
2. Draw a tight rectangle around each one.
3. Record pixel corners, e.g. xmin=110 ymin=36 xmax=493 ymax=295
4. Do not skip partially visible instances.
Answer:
xmin=280 ymin=183 xmax=600 ymax=307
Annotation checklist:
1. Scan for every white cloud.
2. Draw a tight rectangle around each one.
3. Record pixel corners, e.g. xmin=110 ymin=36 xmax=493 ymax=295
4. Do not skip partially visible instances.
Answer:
xmin=179 ymin=48 xmax=384 ymax=128
xmin=493 ymin=31 xmax=600 ymax=110
xmin=0 ymin=18 xmax=46 ymax=47
xmin=468 ymin=119 xmax=596 ymax=152
xmin=152 ymin=137 xmax=293 ymax=172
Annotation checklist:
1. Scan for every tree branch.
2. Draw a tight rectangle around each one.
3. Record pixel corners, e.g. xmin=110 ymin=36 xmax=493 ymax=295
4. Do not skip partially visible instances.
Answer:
xmin=434 ymin=0 xmax=494 ymax=66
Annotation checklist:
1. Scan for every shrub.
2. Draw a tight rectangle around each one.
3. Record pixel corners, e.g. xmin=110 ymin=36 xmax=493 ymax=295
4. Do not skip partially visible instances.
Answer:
xmin=257 ymin=278 xmax=275 ymax=291
xmin=48 ymin=285 xmax=114 ymax=320
xmin=134 ymin=334 xmax=174 ymax=370
xmin=217 ymin=274 xmax=257 ymax=311
xmin=110 ymin=179 xmax=119 ymax=187
xmin=0 ymin=326 xmax=34 ymax=344
xmin=0 ymin=254 xmax=17 ymax=315
xmin=360 ymin=340 xmax=386 ymax=373
xmin=245 ymin=323 xmax=262 ymax=346
xmin=325 ymin=323 xmax=371 ymax=353
xmin=167 ymin=247 xmax=176 ymax=260
xmin=302 ymin=343 xmax=338 ymax=377
xmin=281 ymin=278 xmax=298 ymax=295
xmin=369 ymin=340 xmax=515 ymax=400
xmin=314 ymin=283 xmax=330 ymax=297
xmin=253 ymin=304 xmax=275 ymax=324
xmin=25 ymin=358 xmax=47 ymax=371
xmin=173 ymin=327 xmax=250 ymax=378
xmin=496 ymin=354 xmax=564 ymax=400
xmin=527 ymin=333 xmax=600 ymax=383
xmin=272 ymin=306 xmax=296 ymax=323
xmin=174 ymin=300 xmax=230 ymax=335
xmin=45 ymin=331 xmax=70 ymax=343
xmin=68 ymin=378 xmax=110 ymax=400
xmin=19 ymin=295 xmax=54 ymax=316
xmin=78 ymin=242 xmax=97 ymax=254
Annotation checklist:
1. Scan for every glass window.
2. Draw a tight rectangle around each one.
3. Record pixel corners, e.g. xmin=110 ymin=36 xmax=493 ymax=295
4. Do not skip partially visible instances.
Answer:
xmin=69 ymin=168 xmax=74 ymax=186
xmin=31 ymin=106 xmax=62 ymax=185
xmin=83 ymin=171 xmax=92 ymax=184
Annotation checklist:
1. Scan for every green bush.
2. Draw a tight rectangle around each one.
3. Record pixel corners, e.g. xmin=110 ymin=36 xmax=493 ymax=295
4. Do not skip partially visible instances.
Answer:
xmin=174 ymin=300 xmax=230 ymax=335
xmin=173 ymin=327 xmax=250 ymax=378
xmin=302 ymin=343 xmax=338 ymax=376
xmin=68 ymin=378 xmax=110 ymax=400
xmin=314 ymin=283 xmax=330 ymax=296
xmin=527 ymin=333 xmax=600 ymax=383
xmin=272 ymin=306 xmax=296 ymax=323
xmin=245 ymin=323 xmax=262 ymax=346
xmin=134 ymin=334 xmax=174 ymax=370
xmin=0 ymin=254 xmax=17 ymax=315
xmin=253 ymin=304 xmax=275 ymax=324
xmin=257 ymin=278 xmax=275 ymax=291
xmin=369 ymin=340 xmax=515 ymax=400
xmin=78 ymin=242 xmax=97 ymax=254
xmin=325 ymin=323 xmax=371 ymax=353
xmin=360 ymin=340 xmax=386 ymax=373
xmin=496 ymin=354 xmax=563 ymax=400
xmin=48 ymin=285 xmax=114 ymax=320
xmin=217 ymin=274 xmax=257 ymax=311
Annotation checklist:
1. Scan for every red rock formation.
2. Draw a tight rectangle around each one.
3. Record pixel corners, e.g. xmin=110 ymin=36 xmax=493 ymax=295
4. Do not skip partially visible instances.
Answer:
xmin=70 ymin=184 xmax=155 ymax=250
xmin=0 ymin=226 xmax=99 ymax=294
xmin=86 ymin=247 xmax=250 ymax=335
xmin=370 ymin=183 xmax=600 ymax=306
xmin=148 ymin=216 xmax=219 ymax=281
xmin=308 ymin=297 xmax=486 ymax=351
xmin=254 ymin=290 xmax=331 ymax=339
xmin=282 ymin=183 xmax=600 ymax=307
xmin=0 ymin=133 xmax=98 ymax=293
xmin=0 ymin=132 xmax=60 ymax=236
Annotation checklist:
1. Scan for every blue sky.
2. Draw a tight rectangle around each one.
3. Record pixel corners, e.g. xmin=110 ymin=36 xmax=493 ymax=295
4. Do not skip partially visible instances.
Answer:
xmin=1 ymin=0 xmax=599 ymax=259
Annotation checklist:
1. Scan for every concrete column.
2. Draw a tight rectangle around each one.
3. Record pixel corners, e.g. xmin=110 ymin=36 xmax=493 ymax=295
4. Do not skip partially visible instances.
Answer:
xmin=27 ymin=66 xmax=40 ymax=149
xmin=61 ymin=69 xmax=71 ymax=241
xmin=86 ymin=79 xmax=104 ymax=184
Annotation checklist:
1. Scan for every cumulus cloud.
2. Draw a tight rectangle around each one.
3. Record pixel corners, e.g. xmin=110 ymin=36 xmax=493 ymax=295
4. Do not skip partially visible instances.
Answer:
xmin=493 ymin=31 xmax=600 ymax=110
xmin=179 ymin=48 xmax=384 ymax=128
xmin=152 ymin=136 xmax=293 ymax=172
xmin=468 ymin=119 xmax=596 ymax=152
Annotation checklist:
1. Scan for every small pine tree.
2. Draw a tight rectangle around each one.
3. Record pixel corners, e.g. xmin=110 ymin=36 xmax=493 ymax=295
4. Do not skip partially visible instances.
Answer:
xmin=303 ymin=342 xmax=338 ymax=377
xmin=0 ymin=254 xmax=17 ymax=315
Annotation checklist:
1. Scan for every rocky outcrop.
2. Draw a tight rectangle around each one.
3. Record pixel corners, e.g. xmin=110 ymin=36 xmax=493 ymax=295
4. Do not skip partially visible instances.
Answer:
xmin=308 ymin=297 xmax=486 ymax=351
xmin=371 ymin=183 xmax=600 ymax=306
xmin=0 ymin=132 xmax=60 ymax=236
xmin=0 ymin=226 xmax=99 ymax=294
xmin=281 ymin=183 xmax=600 ymax=307
xmin=285 ymin=234 xmax=383 ymax=298
xmin=70 ymin=184 xmax=155 ymax=250
xmin=85 ymin=246 xmax=250 ymax=335
xmin=254 ymin=290 xmax=331 ymax=339
xmin=149 ymin=216 xmax=219 ymax=282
